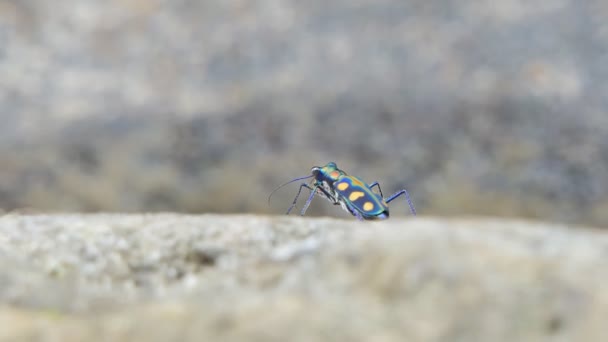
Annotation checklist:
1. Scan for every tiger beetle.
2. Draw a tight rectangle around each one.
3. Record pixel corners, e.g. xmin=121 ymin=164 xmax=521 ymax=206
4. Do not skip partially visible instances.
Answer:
xmin=268 ymin=162 xmax=416 ymax=220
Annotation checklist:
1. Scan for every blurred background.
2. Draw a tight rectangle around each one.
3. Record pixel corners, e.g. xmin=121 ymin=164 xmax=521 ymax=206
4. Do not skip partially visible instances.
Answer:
xmin=0 ymin=0 xmax=607 ymax=226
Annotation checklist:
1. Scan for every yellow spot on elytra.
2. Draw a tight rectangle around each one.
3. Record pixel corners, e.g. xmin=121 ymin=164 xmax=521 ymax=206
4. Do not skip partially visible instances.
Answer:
xmin=330 ymin=171 xmax=340 ymax=179
xmin=363 ymin=202 xmax=374 ymax=211
xmin=336 ymin=182 xmax=349 ymax=191
xmin=349 ymin=191 xmax=365 ymax=201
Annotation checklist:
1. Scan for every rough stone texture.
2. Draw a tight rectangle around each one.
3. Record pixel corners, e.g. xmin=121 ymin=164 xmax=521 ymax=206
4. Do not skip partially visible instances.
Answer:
xmin=1 ymin=1 xmax=608 ymax=226
xmin=0 ymin=214 xmax=607 ymax=341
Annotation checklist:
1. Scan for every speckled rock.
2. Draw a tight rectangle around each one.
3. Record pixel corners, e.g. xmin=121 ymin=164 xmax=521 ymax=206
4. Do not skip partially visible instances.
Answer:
xmin=0 ymin=214 xmax=607 ymax=341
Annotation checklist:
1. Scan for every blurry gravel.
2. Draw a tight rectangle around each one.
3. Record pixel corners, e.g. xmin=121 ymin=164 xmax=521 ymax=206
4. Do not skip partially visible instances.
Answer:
xmin=0 ymin=214 xmax=607 ymax=341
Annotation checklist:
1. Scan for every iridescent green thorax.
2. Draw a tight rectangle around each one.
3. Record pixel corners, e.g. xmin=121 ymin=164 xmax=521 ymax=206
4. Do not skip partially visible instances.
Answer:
xmin=312 ymin=162 xmax=345 ymax=182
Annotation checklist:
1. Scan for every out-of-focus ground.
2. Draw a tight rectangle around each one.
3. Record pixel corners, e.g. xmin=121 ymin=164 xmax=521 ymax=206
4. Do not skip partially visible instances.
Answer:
xmin=0 ymin=214 xmax=607 ymax=341
xmin=1 ymin=0 xmax=607 ymax=226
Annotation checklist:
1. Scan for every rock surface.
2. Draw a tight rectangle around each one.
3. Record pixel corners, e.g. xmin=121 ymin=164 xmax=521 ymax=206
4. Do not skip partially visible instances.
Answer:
xmin=0 ymin=214 xmax=607 ymax=341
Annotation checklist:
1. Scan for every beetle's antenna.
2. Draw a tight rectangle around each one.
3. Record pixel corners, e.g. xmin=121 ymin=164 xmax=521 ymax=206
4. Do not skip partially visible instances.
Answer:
xmin=268 ymin=175 xmax=314 ymax=205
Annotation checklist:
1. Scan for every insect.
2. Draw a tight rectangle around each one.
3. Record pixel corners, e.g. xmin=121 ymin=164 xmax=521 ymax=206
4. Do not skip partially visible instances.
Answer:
xmin=268 ymin=162 xmax=416 ymax=220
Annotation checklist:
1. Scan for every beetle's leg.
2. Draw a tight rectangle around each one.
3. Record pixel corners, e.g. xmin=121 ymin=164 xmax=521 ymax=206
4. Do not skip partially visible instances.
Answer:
xmin=319 ymin=186 xmax=364 ymax=220
xmin=299 ymin=185 xmax=319 ymax=216
xmin=316 ymin=186 xmax=339 ymax=204
xmin=369 ymin=182 xmax=384 ymax=197
xmin=348 ymin=203 xmax=365 ymax=221
xmin=315 ymin=186 xmax=363 ymax=220
xmin=385 ymin=189 xmax=417 ymax=216
xmin=299 ymin=184 xmax=344 ymax=216
xmin=286 ymin=183 xmax=316 ymax=215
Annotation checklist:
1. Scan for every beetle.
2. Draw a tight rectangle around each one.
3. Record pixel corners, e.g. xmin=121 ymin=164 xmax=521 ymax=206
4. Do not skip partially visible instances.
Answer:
xmin=268 ymin=162 xmax=416 ymax=220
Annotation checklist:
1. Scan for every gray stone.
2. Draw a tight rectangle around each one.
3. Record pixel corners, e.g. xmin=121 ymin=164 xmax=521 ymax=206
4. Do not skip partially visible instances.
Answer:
xmin=0 ymin=214 xmax=606 ymax=341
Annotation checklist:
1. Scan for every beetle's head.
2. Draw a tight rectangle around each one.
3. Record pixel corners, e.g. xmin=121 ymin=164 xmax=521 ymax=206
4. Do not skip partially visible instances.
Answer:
xmin=311 ymin=162 xmax=341 ymax=181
